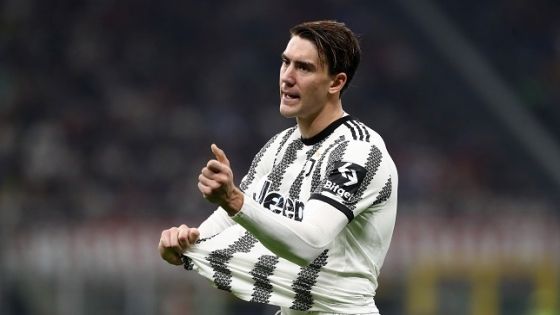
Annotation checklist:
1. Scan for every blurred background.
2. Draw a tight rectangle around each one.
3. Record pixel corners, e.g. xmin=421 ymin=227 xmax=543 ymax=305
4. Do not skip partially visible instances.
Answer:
xmin=1 ymin=0 xmax=559 ymax=314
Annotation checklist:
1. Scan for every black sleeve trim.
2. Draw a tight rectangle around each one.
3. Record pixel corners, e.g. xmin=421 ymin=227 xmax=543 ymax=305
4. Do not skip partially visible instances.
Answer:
xmin=309 ymin=193 xmax=354 ymax=222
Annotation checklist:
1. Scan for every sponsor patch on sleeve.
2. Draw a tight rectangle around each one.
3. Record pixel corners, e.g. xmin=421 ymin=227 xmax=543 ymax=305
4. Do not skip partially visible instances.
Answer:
xmin=321 ymin=161 xmax=367 ymax=203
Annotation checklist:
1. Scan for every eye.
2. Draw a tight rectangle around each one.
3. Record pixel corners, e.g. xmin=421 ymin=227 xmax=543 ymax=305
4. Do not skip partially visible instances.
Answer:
xmin=296 ymin=63 xmax=310 ymax=72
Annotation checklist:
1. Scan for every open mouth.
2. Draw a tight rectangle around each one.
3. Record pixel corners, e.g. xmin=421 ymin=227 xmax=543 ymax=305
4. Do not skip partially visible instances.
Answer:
xmin=282 ymin=92 xmax=300 ymax=100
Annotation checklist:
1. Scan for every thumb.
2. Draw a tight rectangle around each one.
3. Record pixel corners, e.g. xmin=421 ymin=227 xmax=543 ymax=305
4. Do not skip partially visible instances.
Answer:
xmin=211 ymin=144 xmax=230 ymax=166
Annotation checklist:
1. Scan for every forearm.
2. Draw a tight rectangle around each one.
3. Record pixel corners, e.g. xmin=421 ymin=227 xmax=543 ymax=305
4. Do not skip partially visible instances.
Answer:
xmin=198 ymin=207 xmax=236 ymax=238
xmin=232 ymin=196 xmax=347 ymax=265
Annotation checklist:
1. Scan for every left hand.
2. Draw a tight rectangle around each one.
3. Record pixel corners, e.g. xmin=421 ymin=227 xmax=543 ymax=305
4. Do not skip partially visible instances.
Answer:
xmin=198 ymin=144 xmax=244 ymax=215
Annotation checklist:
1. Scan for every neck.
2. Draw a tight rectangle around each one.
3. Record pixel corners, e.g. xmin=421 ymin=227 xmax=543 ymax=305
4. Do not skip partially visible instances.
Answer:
xmin=297 ymin=102 xmax=344 ymax=139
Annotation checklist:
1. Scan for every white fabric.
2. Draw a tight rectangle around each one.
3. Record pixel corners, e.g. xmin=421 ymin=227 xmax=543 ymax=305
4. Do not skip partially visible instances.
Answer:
xmin=233 ymin=197 xmax=348 ymax=265
xmin=184 ymin=116 xmax=396 ymax=314
xmin=198 ymin=207 xmax=235 ymax=238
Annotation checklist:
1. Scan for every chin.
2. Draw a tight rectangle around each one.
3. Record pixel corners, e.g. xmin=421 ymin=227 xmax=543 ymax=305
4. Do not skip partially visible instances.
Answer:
xmin=279 ymin=104 xmax=298 ymax=118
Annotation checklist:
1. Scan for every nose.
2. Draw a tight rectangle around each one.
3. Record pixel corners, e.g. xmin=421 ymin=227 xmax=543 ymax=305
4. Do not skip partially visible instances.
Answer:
xmin=280 ymin=64 xmax=295 ymax=87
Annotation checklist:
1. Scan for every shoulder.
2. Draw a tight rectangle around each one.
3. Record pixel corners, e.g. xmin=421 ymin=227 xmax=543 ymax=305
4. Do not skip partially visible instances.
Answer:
xmin=331 ymin=118 xmax=397 ymax=175
xmin=334 ymin=118 xmax=390 ymax=155
xmin=267 ymin=125 xmax=299 ymax=146
xmin=256 ymin=125 xmax=299 ymax=154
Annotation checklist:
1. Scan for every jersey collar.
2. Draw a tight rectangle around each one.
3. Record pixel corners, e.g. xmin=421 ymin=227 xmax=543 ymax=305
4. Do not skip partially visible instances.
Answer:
xmin=300 ymin=115 xmax=354 ymax=146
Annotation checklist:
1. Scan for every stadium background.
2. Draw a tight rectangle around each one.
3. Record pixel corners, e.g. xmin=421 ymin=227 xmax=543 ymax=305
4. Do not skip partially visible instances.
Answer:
xmin=1 ymin=0 xmax=559 ymax=314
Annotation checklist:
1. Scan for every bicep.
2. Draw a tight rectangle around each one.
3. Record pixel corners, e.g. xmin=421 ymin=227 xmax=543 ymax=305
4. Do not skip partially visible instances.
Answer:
xmin=295 ymin=199 xmax=348 ymax=248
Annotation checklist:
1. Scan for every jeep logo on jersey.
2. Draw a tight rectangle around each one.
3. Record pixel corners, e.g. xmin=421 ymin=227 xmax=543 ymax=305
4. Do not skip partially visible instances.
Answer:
xmin=253 ymin=180 xmax=304 ymax=221
xmin=321 ymin=161 xmax=367 ymax=202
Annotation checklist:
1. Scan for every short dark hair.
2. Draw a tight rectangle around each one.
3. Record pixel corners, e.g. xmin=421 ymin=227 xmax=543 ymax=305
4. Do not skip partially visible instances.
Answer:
xmin=290 ymin=20 xmax=361 ymax=95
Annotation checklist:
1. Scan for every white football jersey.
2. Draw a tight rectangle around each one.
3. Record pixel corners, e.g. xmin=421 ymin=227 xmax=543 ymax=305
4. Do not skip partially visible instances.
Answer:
xmin=183 ymin=115 xmax=398 ymax=314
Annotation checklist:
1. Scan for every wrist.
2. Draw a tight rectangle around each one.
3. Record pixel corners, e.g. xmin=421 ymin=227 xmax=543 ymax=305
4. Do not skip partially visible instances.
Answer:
xmin=221 ymin=188 xmax=244 ymax=216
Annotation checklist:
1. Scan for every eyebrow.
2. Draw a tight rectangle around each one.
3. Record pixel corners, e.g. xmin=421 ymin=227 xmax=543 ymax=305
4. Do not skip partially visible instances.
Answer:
xmin=281 ymin=53 xmax=317 ymax=71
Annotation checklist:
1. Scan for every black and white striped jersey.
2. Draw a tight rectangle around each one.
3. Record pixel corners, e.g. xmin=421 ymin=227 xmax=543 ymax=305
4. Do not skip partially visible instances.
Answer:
xmin=183 ymin=115 xmax=398 ymax=314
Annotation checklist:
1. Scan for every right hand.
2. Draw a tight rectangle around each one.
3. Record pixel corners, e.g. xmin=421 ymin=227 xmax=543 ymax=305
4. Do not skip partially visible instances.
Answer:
xmin=158 ymin=224 xmax=200 ymax=265
xmin=198 ymin=144 xmax=244 ymax=216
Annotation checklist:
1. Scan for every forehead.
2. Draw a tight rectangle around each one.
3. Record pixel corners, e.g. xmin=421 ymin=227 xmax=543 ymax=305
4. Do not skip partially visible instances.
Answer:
xmin=283 ymin=36 xmax=320 ymax=64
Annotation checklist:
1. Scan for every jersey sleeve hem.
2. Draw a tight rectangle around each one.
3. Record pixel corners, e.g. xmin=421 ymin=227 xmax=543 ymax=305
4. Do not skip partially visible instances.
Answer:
xmin=309 ymin=193 xmax=354 ymax=222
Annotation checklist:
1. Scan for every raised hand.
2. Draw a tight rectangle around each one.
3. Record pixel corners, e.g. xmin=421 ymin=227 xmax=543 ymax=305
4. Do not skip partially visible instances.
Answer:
xmin=198 ymin=144 xmax=244 ymax=215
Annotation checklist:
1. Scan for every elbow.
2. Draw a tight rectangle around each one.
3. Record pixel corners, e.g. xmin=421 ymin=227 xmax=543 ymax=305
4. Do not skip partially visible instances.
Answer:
xmin=285 ymin=229 xmax=331 ymax=266
xmin=283 ymin=248 xmax=325 ymax=267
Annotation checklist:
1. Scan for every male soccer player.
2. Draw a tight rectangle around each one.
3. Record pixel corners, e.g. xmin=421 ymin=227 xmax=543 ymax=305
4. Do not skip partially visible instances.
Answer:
xmin=159 ymin=20 xmax=398 ymax=314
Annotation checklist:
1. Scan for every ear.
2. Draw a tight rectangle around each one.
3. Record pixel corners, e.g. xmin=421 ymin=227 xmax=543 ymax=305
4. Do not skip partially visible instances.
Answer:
xmin=328 ymin=72 xmax=348 ymax=95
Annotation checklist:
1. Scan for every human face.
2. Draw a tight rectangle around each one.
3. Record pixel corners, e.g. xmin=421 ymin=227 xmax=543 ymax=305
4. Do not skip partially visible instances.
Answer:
xmin=279 ymin=36 xmax=333 ymax=120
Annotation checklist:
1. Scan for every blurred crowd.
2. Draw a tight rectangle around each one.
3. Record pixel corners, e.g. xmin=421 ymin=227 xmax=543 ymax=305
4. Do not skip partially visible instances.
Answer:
xmin=1 ymin=0 xmax=559 ymax=234
xmin=436 ymin=0 xmax=560 ymax=136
